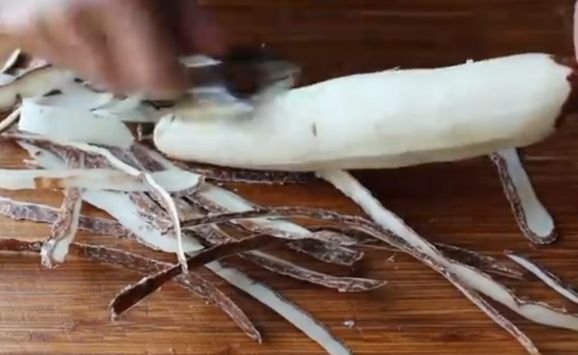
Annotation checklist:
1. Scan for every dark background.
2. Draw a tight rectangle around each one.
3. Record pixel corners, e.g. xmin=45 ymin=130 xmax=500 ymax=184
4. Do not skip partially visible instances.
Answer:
xmin=205 ymin=0 xmax=576 ymax=85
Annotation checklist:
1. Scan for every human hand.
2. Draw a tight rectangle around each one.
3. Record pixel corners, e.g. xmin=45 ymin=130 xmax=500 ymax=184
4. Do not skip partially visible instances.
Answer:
xmin=0 ymin=0 xmax=227 ymax=99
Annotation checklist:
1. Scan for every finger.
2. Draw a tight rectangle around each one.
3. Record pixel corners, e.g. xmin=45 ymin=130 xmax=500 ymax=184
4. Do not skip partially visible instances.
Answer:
xmin=98 ymin=0 xmax=188 ymax=99
xmin=0 ymin=2 xmax=124 ymax=93
xmin=69 ymin=4 xmax=127 ymax=92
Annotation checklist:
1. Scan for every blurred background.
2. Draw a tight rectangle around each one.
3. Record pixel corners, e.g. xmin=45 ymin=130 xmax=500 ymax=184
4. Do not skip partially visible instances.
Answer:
xmin=200 ymin=0 xmax=576 ymax=85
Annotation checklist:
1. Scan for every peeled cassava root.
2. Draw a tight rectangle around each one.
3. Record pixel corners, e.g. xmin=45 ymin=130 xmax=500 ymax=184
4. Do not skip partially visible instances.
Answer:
xmin=0 ymin=45 xmax=575 ymax=355
xmin=154 ymin=54 xmax=578 ymax=172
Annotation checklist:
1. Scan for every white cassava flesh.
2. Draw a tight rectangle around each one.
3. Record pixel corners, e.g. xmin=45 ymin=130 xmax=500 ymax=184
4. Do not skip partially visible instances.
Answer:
xmin=19 ymin=96 xmax=135 ymax=148
xmin=154 ymin=53 xmax=575 ymax=172
xmin=53 ymin=81 xmax=114 ymax=108
xmin=490 ymin=149 xmax=557 ymax=244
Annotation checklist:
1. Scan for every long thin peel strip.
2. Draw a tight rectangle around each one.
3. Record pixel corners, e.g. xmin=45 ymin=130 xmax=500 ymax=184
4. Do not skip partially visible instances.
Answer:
xmin=288 ymin=240 xmax=364 ymax=266
xmin=143 ymin=145 xmax=357 ymax=259
xmin=186 ymin=194 xmax=361 ymax=251
xmin=184 ymin=201 xmax=578 ymax=332
xmin=110 ymin=148 xmax=355 ymax=352
xmin=506 ymin=251 xmax=578 ymax=305
xmin=195 ymin=186 xmax=318 ymax=239
xmin=0 ymin=195 xmax=352 ymax=349
xmin=0 ymin=238 xmax=261 ymax=342
xmin=192 ymin=224 xmax=383 ymax=292
xmin=62 ymin=142 xmax=191 ymax=271
xmin=106 ymin=146 xmax=202 ymax=220
xmin=170 ymin=158 xmax=314 ymax=185
xmin=40 ymin=149 xmax=84 ymax=267
xmin=182 ymin=210 xmax=356 ymax=246
xmin=11 ymin=135 xmax=185 ymax=205
xmin=181 ymin=198 xmax=365 ymax=266
xmin=177 ymin=201 xmax=548 ymax=348
xmin=0 ymin=196 xmax=136 ymax=243
xmin=29 ymin=140 xmax=190 ymax=270
xmin=17 ymin=142 xmax=203 ymax=254
xmin=73 ymin=242 xmax=261 ymax=342
xmin=315 ymin=226 xmax=527 ymax=281
xmin=436 ymin=243 xmax=528 ymax=281
xmin=318 ymin=170 xmax=578 ymax=351
xmin=244 ymin=251 xmax=385 ymax=292
xmin=0 ymin=192 xmax=507 ymax=285
xmin=3 ymin=134 xmax=203 ymax=194
xmin=206 ymin=261 xmax=352 ymax=355
xmin=445 ymin=276 xmax=541 ymax=355
xmin=177 ymin=199 xmax=379 ymax=292
xmin=490 ymin=149 xmax=557 ymax=245
xmin=40 ymin=187 xmax=83 ymax=268
xmin=322 ymin=226 xmax=527 ymax=281
xmin=0 ymin=186 xmax=257 ymax=339
xmin=134 ymin=140 xmax=312 ymax=187
xmin=14 ymin=138 xmax=177 ymax=233
xmin=110 ymin=234 xmax=277 ymax=318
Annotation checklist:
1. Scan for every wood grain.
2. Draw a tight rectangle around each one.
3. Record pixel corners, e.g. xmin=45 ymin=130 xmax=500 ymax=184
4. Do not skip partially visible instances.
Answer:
xmin=1 ymin=1 xmax=578 ymax=354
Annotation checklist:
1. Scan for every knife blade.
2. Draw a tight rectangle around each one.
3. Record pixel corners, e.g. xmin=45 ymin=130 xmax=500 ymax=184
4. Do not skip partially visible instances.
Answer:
xmin=184 ymin=46 xmax=301 ymax=101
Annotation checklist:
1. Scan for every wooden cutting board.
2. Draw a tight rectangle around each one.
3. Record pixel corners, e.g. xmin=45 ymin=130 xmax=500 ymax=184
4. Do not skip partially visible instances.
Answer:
xmin=1 ymin=1 xmax=578 ymax=354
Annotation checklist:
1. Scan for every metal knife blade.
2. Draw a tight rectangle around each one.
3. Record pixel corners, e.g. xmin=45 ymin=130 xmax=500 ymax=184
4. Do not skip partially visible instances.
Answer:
xmin=184 ymin=46 xmax=301 ymax=101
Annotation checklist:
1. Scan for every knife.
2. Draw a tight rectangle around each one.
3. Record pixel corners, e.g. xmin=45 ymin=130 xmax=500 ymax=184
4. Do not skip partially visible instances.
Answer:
xmin=184 ymin=46 xmax=301 ymax=101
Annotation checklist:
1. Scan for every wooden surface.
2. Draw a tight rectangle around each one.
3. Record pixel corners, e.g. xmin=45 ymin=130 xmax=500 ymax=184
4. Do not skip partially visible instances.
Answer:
xmin=2 ymin=1 xmax=578 ymax=354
